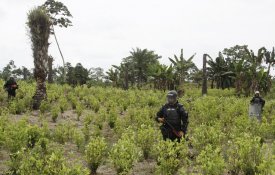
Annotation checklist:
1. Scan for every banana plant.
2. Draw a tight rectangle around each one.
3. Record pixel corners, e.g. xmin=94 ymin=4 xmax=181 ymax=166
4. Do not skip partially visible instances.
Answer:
xmin=150 ymin=64 xmax=175 ymax=90
xmin=169 ymin=49 xmax=197 ymax=87
xmin=207 ymin=52 xmax=234 ymax=89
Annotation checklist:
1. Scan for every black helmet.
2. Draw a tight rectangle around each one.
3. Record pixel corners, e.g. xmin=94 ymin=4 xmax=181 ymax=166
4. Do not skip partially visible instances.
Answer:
xmin=167 ymin=90 xmax=178 ymax=97
xmin=167 ymin=90 xmax=178 ymax=105
xmin=9 ymin=77 xmax=15 ymax=81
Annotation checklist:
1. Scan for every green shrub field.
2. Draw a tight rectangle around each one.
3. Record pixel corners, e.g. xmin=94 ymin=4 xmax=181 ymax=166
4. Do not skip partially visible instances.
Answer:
xmin=0 ymin=80 xmax=274 ymax=175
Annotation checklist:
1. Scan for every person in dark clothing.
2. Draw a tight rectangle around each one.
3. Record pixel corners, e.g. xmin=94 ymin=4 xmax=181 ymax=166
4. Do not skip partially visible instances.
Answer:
xmin=4 ymin=77 xmax=18 ymax=99
xmin=250 ymin=91 xmax=265 ymax=109
xmin=156 ymin=90 xmax=188 ymax=142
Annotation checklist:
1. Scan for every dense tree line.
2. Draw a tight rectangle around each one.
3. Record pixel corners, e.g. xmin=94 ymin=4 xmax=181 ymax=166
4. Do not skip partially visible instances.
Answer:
xmin=107 ymin=46 xmax=275 ymax=96
xmin=0 ymin=60 xmax=106 ymax=86
xmin=207 ymin=45 xmax=275 ymax=95
xmin=1 ymin=45 xmax=274 ymax=96
xmin=106 ymin=48 xmax=198 ymax=91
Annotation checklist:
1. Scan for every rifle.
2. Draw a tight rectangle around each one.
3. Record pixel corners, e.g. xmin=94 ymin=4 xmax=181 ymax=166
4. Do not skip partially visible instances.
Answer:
xmin=163 ymin=118 xmax=182 ymax=138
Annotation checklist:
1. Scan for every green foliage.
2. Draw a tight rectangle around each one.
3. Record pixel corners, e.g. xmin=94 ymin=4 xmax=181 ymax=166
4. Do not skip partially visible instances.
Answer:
xmin=155 ymin=140 xmax=188 ymax=175
xmin=109 ymin=137 xmax=141 ymax=174
xmin=3 ymin=119 xmax=29 ymax=153
xmin=26 ymin=125 xmax=42 ymax=148
xmin=42 ymin=0 xmax=73 ymax=28
xmin=82 ymin=123 xmax=91 ymax=142
xmin=51 ymin=105 xmax=60 ymax=122
xmin=59 ymin=96 xmax=69 ymax=113
xmin=85 ymin=137 xmax=107 ymax=174
xmin=8 ymin=99 xmax=27 ymax=115
xmin=227 ymin=133 xmax=273 ymax=175
xmin=73 ymin=129 xmax=85 ymax=151
xmin=87 ymin=96 xmax=100 ymax=113
xmin=108 ymin=108 xmax=117 ymax=128
xmin=13 ymin=146 xmax=89 ymax=175
xmin=0 ymin=82 xmax=275 ymax=174
xmin=136 ymin=125 xmax=157 ymax=159
xmin=168 ymin=49 xmax=197 ymax=87
xmin=191 ymin=123 xmax=225 ymax=153
xmin=40 ymin=100 xmax=50 ymax=114
xmin=76 ymin=103 xmax=83 ymax=121
xmin=196 ymin=144 xmax=225 ymax=175
xmin=53 ymin=122 xmax=75 ymax=144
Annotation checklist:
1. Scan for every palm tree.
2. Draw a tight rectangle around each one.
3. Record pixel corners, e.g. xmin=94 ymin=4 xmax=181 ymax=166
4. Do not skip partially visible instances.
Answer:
xmin=27 ymin=7 xmax=51 ymax=110
xmin=127 ymin=48 xmax=161 ymax=88
xmin=169 ymin=49 xmax=197 ymax=87
xmin=106 ymin=68 xmax=119 ymax=87
xmin=112 ymin=61 xmax=132 ymax=90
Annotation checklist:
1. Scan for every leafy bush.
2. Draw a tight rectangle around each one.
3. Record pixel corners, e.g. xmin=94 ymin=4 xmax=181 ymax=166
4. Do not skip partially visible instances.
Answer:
xmin=73 ymin=129 xmax=85 ymax=151
xmin=109 ymin=137 xmax=141 ymax=174
xmin=59 ymin=96 xmax=69 ymax=113
xmin=85 ymin=137 xmax=107 ymax=174
xmin=4 ymin=119 xmax=29 ymax=153
xmin=89 ymin=97 xmax=100 ymax=113
xmin=227 ymin=133 xmax=272 ymax=175
xmin=196 ymin=144 xmax=225 ymax=175
xmin=26 ymin=125 xmax=42 ymax=148
xmin=14 ymin=146 xmax=89 ymax=175
xmin=51 ymin=105 xmax=60 ymax=122
xmin=108 ymin=108 xmax=117 ymax=128
xmin=136 ymin=125 xmax=157 ymax=159
xmin=76 ymin=103 xmax=83 ymax=121
xmin=191 ymin=123 xmax=225 ymax=153
xmin=94 ymin=112 xmax=105 ymax=130
xmin=82 ymin=124 xmax=91 ymax=142
xmin=40 ymin=100 xmax=50 ymax=114
xmin=53 ymin=122 xmax=75 ymax=144
xmin=155 ymin=140 xmax=188 ymax=175
xmin=0 ymin=83 xmax=275 ymax=174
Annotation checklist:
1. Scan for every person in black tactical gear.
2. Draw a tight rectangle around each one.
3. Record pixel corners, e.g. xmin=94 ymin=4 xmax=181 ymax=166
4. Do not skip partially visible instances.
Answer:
xmin=4 ymin=77 xmax=18 ymax=99
xmin=250 ymin=91 xmax=265 ymax=109
xmin=156 ymin=90 xmax=188 ymax=142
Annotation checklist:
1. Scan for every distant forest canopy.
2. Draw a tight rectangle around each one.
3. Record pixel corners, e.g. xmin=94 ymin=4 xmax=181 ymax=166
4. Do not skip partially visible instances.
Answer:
xmin=1 ymin=45 xmax=275 ymax=95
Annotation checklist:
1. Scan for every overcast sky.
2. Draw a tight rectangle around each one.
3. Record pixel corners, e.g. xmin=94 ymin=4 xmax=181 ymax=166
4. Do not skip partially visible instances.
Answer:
xmin=0 ymin=0 xmax=275 ymax=74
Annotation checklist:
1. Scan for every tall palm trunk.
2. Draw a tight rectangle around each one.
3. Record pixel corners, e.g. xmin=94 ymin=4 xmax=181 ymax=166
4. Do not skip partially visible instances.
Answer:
xmin=27 ymin=8 xmax=51 ymax=110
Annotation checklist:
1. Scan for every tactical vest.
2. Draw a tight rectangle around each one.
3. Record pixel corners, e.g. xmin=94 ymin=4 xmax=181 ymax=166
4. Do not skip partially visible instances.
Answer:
xmin=253 ymin=97 xmax=261 ymax=104
xmin=164 ymin=105 xmax=181 ymax=130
